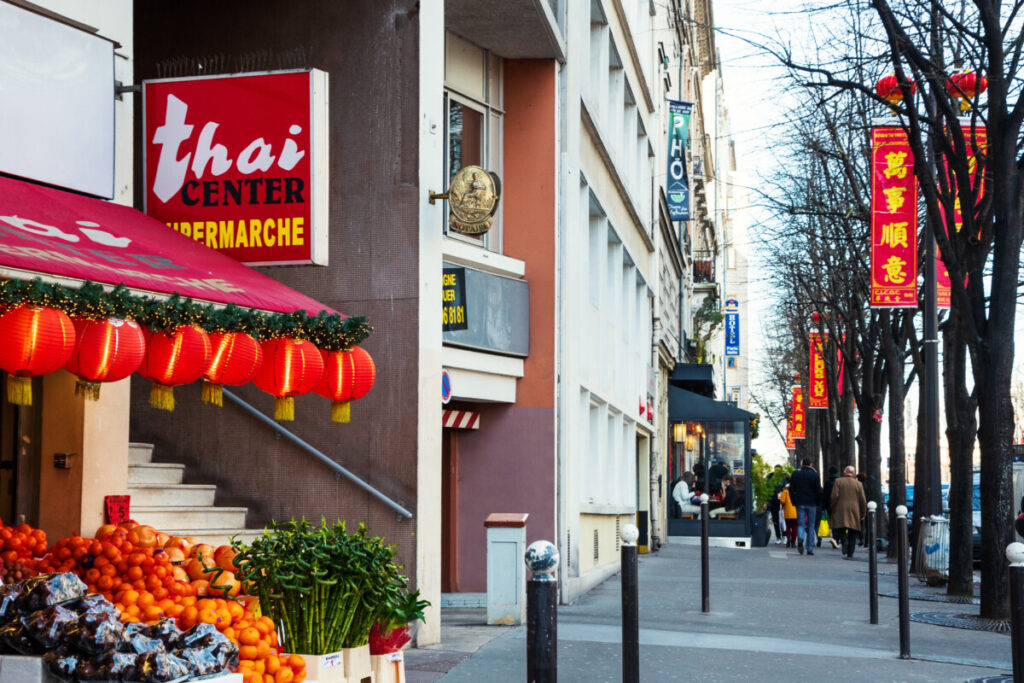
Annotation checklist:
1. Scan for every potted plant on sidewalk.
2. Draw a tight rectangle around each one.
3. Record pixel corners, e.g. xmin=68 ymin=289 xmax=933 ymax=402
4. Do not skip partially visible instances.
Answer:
xmin=368 ymin=588 xmax=430 ymax=683
xmin=233 ymin=518 xmax=416 ymax=683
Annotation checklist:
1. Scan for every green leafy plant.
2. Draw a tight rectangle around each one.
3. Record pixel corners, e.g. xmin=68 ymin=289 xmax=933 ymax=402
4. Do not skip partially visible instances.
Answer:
xmin=232 ymin=519 xmax=414 ymax=654
xmin=751 ymin=455 xmax=793 ymax=512
xmin=691 ymin=297 xmax=723 ymax=364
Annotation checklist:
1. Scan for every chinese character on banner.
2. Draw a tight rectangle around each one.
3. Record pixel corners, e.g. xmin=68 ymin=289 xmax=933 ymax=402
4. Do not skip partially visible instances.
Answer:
xmin=791 ymin=385 xmax=806 ymax=439
xmin=785 ymin=412 xmax=795 ymax=450
xmin=870 ymin=127 xmax=918 ymax=308
xmin=809 ymin=332 xmax=828 ymax=409
xmin=937 ymin=123 xmax=987 ymax=309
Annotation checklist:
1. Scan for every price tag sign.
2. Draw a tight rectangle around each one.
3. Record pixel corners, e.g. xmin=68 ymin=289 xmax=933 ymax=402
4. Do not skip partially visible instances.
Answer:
xmin=104 ymin=495 xmax=131 ymax=525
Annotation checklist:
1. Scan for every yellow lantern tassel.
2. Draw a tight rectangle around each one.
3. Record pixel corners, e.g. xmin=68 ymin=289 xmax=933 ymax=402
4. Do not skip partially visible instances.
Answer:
xmin=331 ymin=400 xmax=351 ymax=423
xmin=274 ymin=396 xmax=294 ymax=421
xmin=75 ymin=380 xmax=101 ymax=401
xmin=150 ymin=383 xmax=175 ymax=411
xmin=960 ymin=98 xmax=972 ymax=112
xmin=201 ymin=380 xmax=223 ymax=407
xmin=6 ymin=376 xmax=31 ymax=406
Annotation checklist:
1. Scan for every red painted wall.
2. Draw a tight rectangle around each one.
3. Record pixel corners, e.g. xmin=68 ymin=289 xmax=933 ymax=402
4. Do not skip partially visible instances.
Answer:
xmin=452 ymin=59 xmax=557 ymax=592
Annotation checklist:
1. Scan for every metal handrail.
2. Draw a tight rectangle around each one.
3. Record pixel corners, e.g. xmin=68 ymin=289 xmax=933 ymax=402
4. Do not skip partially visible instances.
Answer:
xmin=222 ymin=389 xmax=413 ymax=519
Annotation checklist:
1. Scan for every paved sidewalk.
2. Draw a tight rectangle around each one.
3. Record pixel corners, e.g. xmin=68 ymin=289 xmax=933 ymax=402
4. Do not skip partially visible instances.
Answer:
xmin=406 ymin=538 xmax=1013 ymax=682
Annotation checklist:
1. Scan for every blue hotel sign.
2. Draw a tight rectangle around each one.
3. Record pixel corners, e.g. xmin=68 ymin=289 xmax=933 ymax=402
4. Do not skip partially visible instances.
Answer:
xmin=724 ymin=297 xmax=739 ymax=357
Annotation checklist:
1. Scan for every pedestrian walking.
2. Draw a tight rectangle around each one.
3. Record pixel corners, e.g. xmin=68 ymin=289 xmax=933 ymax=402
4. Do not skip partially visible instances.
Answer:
xmin=768 ymin=465 xmax=785 ymax=544
xmin=831 ymin=465 xmax=867 ymax=559
xmin=780 ymin=482 xmax=797 ymax=548
xmin=789 ymin=458 xmax=822 ymax=555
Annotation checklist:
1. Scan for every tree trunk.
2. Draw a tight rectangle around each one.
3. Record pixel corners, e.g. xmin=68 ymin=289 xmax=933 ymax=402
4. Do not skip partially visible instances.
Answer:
xmin=910 ymin=392 xmax=928 ymax=572
xmin=884 ymin=319 xmax=907 ymax=560
xmin=944 ymin=310 xmax=976 ymax=596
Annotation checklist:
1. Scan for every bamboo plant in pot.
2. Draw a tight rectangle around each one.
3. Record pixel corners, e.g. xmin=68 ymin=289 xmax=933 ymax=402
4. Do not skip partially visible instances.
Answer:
xmin=232 ymin=519 xmax=416 ymax=682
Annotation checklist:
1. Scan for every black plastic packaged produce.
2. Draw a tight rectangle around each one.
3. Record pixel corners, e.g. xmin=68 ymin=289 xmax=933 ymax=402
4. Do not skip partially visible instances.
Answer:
xmin=75 ymin=651 xmax=137 ymax=681
xmin=0 ymin=619 xmax=45 ymax=655
xmin=65 ymin=612 xmax=126 ymax=654
xmin=140 ymin=617 xmax=183 ymax=649
xmin=122 ymin=632 xmax=167 ymax=655
xmin=131 ymin=651 xmax=191 ymax=682
xmin=69 ymin=593 xmax=121 ymax=618
xmin=43 ymin=645 xmax=79 ymax=681
xmin=21 ymin=603 xmax=78 ymax=648
xmin=179 ymin=622 xmax=234 ymax=650
xmin=16 ymin=572 xmax=86 ymax=612
xmin=0 ymin=583 xmax=22 ymax=625
xmin=173 ymin=647 xmax=223 ymax=677
xmin=203 ymin=639 xmax=239 ymax=670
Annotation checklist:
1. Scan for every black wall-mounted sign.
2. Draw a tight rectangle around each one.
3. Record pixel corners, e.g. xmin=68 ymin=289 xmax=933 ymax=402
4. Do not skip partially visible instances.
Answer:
xmin=442 ymin=262 xmax=529 ymax=357
xmin=442 ymin=267 xmax=468 ymax=331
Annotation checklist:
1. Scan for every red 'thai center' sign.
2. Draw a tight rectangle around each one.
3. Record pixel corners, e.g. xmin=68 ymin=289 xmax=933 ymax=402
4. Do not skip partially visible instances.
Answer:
xmin=143 ymin=70 xmax=328 ymax=266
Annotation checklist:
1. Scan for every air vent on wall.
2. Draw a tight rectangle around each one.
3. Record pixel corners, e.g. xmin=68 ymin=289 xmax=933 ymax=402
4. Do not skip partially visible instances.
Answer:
xmin=615 ymin=518 xmax=621 ymax=551
xmin=593 ymin=529 xmax=599 ymax=562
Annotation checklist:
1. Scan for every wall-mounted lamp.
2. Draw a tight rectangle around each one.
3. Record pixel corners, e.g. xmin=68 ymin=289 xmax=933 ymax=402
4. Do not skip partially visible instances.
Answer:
xmin=673 ymin=423 xmax=685 ymax=443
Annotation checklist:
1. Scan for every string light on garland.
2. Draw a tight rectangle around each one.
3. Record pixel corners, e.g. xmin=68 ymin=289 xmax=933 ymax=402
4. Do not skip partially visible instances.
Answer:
xmin=0 ymin=305 xmax=76 ymax=405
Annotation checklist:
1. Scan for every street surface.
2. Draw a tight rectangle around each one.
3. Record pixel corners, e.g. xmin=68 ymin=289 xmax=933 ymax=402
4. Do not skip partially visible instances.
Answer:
xmin=407 ymin=539 xmax=1012 ymax=682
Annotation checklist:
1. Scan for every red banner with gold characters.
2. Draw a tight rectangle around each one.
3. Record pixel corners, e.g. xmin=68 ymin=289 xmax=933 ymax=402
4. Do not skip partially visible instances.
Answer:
xmin=809 ymin=332 xmax=828 ymax=409
xmin=870 ymin=127 xmax=918 ymax=308
xmin=785 ymin=413 xmax=795 ymax=450
xmin=791 ymin=385 xmax=806 ymax=439
xmin=937 ymin=123 xmax=987 ymax=308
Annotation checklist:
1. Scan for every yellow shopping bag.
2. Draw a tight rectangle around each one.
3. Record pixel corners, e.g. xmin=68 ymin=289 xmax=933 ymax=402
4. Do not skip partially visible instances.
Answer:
xmin=818 ymin=517 xmax=830 ymax=537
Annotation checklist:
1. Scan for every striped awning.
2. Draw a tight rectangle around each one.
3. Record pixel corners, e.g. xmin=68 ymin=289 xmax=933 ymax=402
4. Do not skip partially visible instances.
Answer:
xmin=443 ymin=410 xmax=480 ymax=430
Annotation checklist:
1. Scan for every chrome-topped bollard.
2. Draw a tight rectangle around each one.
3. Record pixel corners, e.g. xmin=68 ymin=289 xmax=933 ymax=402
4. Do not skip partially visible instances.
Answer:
xmin=525 ymin=540 xmax=559 ymax=683
xmin=896 ymin=505 xmax=910 ymax=659
xmin=620 ymin=524 xmax=639 ymax=683
xmin=700 ymin=493 xmax=710 ymax=613
xmin=1007 ymin=542 xmax=1024 ymax=682
xmin=867 ymin=501 xmax=878 ymax=625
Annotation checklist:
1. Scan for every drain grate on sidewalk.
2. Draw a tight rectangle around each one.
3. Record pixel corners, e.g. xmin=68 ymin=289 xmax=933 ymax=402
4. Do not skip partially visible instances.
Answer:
xmin=910 ymin=611 xmax=1010 ymax=634
xmin=879 ymin=591 xmax=980 ymax=605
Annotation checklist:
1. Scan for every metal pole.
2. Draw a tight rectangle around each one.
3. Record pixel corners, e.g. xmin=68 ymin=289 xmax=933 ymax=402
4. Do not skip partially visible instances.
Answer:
xmin=867 ymin=501 xmax=878 ymax=625
xmin=1007 ymin=543 xmax=1024 ymax=682
xmin=525 ymin=541 xmax=559 ymax=683
xmin=896 ymin=505 xmax=910 ymax=658
xmin=700 ymin=493 xmax=710 ymax=613
xmin=620 ymin=525 xmax=640 ymax=683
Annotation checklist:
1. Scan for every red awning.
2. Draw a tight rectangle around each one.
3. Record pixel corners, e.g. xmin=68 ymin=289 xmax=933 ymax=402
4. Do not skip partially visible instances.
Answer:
xmin=0 ymin=176 xmax=332 ymax=315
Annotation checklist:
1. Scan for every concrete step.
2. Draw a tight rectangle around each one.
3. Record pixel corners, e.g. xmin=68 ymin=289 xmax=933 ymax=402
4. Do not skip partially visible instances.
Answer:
xmin=128 ymin=463 xmax=186 ymax=485
xmin=129 ymin=443 xmax=154 ymax=465
xmin=160 ymin=528 xmax=264 ymax=547
xmin=128 ymin=484 xmax=217 ymax=507
xmin=131 ymin=506 xmax=248 ymax=530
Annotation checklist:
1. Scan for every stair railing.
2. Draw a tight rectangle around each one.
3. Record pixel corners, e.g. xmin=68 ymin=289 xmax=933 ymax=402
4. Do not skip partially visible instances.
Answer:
xmin=222 ymin=389 xmax=413 ymax=520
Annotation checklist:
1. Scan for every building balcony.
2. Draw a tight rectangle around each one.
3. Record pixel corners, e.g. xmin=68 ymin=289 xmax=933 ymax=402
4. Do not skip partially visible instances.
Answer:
xmin=693 ymin=250 xmax=715 ymax=284
xmin=446 ymin=0 xmax=565 ymax=62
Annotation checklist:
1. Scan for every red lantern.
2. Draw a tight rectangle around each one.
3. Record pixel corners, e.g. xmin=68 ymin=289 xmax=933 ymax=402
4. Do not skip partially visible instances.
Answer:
xmin=253 ymin=337 xmax=324 ymax=421
xmin=63 ymin=317 xmax=145 ymax=400
xmin=947 ymin=72 xmax=987 ymax=111
xmin=0 ymin=305 xmax=76 ymax=405
xmin=137 ymin=325 xmax=211 ymax=411
xmin=202 ymin=332 xmax=263 ymax=406
xmin=315 ymin=346 xmax=375 ymax=423
xmin=875 ymin=74 xmax=916 ymax=105
xmin=811 ymin=312 xmax=820 ymax=323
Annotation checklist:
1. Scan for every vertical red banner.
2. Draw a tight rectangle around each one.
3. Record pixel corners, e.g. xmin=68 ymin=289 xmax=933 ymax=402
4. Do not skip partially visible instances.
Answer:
xmin=791 ymin=385 xmax=806 ymax=439
xmin=809 ymin=332 xmax=828 ymax=409
xmin=785 ymin=412 xmax=795 ymax=450
xmin=870 ymin=127 xmax=918 ymax=308
xmin=937 ymin=123 xmax=987 ymax=308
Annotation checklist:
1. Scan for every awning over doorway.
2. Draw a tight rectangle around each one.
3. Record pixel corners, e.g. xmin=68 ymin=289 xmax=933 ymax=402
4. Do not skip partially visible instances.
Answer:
xmin=668 ymin=385 xmax=754 ymax=423
xmin=0 ymin=176 xmax=332 ymax=315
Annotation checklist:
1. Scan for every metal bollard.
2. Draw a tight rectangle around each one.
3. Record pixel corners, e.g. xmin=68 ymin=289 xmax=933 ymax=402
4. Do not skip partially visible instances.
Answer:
xmin=620 ymin=524 xmax=640 ymax=683
xmin=525 ymin=540 xmax=559 ymax=683
xmin=896 ymin=505 xmax=910 ymax=659
xmin=700 ymin=493 xmax=710 ymax=613
xmin=1007 ymin=542 xmax=1024 ymax=682
xmin=867 ymin=501 xmax=878 ymax=625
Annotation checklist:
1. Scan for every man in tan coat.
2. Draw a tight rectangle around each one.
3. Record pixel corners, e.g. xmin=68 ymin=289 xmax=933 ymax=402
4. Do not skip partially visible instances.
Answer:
xmin=831 ymin=466 xmax=867 ymax=559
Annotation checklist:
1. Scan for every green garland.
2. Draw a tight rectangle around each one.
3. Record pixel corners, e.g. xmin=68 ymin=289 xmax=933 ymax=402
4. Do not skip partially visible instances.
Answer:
xmin=0 ymin=278 xmax=372 ymax=349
